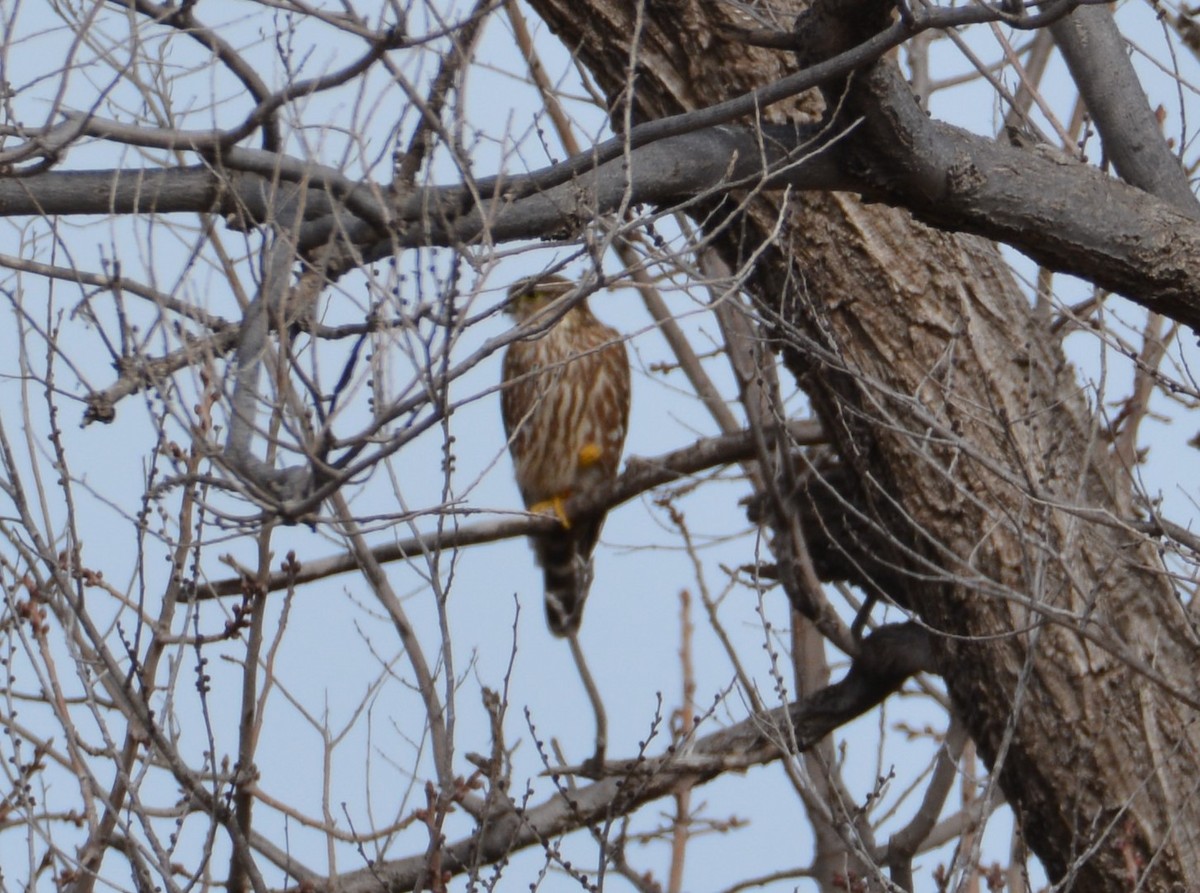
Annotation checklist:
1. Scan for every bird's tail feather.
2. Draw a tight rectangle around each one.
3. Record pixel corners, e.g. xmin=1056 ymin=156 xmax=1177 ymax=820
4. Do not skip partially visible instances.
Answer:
xmin=534 ymin=517 xmax=602 ymax=636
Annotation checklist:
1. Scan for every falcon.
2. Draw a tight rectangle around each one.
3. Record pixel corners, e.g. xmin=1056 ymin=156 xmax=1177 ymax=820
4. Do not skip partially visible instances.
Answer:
xmin=500 ymin=275 xmax=631 ymax=636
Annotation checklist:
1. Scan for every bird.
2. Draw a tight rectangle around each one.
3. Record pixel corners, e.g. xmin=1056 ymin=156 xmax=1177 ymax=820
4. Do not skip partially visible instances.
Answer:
xmin=500 ymin=274 xmax=631 ymax=636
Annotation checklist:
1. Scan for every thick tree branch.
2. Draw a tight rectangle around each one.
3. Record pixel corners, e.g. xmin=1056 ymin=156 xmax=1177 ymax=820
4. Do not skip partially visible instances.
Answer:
xmin=1051 ymin=5 xmax=1198 ymax=215
xmin=822 ymin=64 xmax=1200 ymax=329
xmin=306 ymin=622 xmax=936 ymax=893
xmin=8 ymin=111 xmax=1200 ymax=332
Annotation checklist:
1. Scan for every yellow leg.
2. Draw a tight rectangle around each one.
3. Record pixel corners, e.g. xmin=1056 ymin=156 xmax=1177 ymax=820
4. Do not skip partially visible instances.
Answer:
xmin=578 ymin=442 xmax=603 ymax=468
xmin=528 ymin=494 xmax=571 ymax=528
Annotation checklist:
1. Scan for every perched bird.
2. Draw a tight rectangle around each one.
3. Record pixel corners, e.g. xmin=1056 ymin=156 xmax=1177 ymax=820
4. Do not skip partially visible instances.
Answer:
xmin=500 ymin=275 xmax=632 ymax=636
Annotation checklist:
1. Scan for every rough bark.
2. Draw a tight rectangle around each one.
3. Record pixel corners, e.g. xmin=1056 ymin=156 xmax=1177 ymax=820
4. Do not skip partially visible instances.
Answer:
xmin=525 ymin=1 xmax=1200 ymax=889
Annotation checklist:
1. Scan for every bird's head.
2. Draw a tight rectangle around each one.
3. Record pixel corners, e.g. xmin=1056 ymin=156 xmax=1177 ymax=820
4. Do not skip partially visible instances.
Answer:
xmin=504 ymin=275 xmax=576 ymax=323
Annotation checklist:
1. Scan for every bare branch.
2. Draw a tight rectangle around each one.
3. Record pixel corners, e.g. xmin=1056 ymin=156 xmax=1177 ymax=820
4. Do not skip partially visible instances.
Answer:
xmin=313 ymin=623 xmax=937 ymax=893
xmin=194 ymin=420 xmax=825 ymax=600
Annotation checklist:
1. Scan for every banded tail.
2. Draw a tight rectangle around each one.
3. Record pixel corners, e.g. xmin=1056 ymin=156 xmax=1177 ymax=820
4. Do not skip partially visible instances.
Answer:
xmin=532 ymin=516 xmax=603 ymax=636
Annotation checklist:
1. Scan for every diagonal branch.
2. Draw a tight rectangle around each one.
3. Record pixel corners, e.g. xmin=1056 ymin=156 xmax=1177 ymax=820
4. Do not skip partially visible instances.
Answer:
xmin=304 ymin=622 xmax=937 ymax=893
xmin=194 ymin=420 xmax=826 ymax=600
xmin=11 ymin=110 xmax=1200 ymax=334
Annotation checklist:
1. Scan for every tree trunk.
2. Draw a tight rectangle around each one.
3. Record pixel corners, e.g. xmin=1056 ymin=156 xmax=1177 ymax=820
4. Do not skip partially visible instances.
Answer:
xmin=526 ymin=1 xmax=1200 ymax=888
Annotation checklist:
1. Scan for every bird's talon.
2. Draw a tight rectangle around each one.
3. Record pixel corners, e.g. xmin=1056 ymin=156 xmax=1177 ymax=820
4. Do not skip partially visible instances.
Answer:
xmin=529 ymin=495 xmax=572 ymax=528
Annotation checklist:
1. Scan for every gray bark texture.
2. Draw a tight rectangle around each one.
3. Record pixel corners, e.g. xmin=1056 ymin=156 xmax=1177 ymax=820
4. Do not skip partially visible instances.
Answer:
xmin=524 ymin=1 xmax=1200 ymax=889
